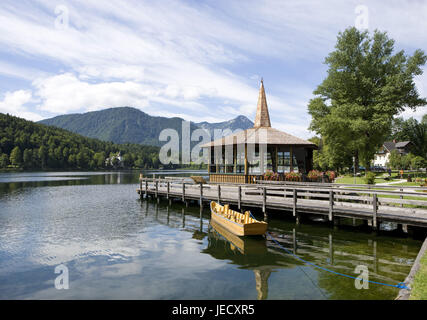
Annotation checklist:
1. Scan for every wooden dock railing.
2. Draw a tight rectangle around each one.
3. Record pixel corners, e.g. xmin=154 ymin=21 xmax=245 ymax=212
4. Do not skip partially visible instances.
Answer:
xmin=138 ymin=178 xmax=427 ymax=229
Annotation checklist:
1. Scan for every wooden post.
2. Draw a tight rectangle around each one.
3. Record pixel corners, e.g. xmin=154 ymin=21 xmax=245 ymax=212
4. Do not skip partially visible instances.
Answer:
xmin=182 ymin=208 xmax=185 ymax=228
xmin=290 ymin=146 xmax=294 ymax=172
xmin=402 ymin=224 xmax=408 ymax=233
xmin=139 ymin=177 xmax=143 ymax=199
xmin=293 ymin=228 xmax=297 ymax=254
xmin=145 ymin=180 xmax=148 ymax=198
xmin=244 ymin=143 xmax=248 ymax=175
xmin=155 ymin=180 xmax=158 ymax=198
xmin=199 ymin=183 xmax=203 ymax=208
xmin=262 ymin=187 xmax=267 ymax=214
xmin=182 ymin=183 xmax=186 ymax=203
xmin=166 ymin=181 xmax=170 ymax=199
xmin=373 ymin=193 xmax=378 ymax=230
xmin=208 ymin=148 xmax=211 ymax=174
xmin=238 ymin=185 xmax=241 ymax=210
xmin=200 ymin=205 xmax=203 ymax=232
xmin=400 ymin=188 xmax=403 ymax=208
xmin=275 ymin=146 xmax=279 ymax=174
xmin=329 ymin=190 xmax=334 ymax=222
xmin=293 ymin=189 xmax=297 ymax=217
xmin=167 ymin=206 xmax=170 ymax=225
xmin=217 ymin=185 xmax=221 ymax=204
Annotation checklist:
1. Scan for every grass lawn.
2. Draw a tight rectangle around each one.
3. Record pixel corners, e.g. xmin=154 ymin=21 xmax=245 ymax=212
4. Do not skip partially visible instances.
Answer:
xmin=376 ymin=193 xmax=427 ymax=209
xmin=334 ymin=176 xmax=367 ymax=184
xmin=410 ymin=252 xmax=427 ymax=300
xmin=392 ymin=182 xmax=427 ymax=187
xmin=335 ymin=173 xmax=399 ymax=185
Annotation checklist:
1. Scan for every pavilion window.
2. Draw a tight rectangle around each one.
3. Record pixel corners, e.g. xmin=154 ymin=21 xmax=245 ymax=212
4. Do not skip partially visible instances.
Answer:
xmin=248 ymin=145 xmax=260 ymax=174
xmin=262 ymin=150 xmax=273 ymax=173
xmin=276 ymin=151 xmax=299 ymax=173
xmin=236 ymin=148 xmax=245 ymax=174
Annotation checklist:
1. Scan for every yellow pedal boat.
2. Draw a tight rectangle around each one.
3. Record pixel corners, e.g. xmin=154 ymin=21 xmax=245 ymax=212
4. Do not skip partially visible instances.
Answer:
xmin=210 ymin=201 xmax=268 ymax=237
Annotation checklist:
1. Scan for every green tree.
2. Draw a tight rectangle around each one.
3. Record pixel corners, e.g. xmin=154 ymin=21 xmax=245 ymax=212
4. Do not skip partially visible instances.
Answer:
xmin=38 ymin=146 xmax=47 ymax=169
xmin=389 ymin=117 xmax=426 ymax=158
xmin=0 ymin=153 xmax=9 ymax=168
xmin=122 ymin=153 xmax=133 ymax=168
xmin=387 ymin=150 xmax=401 ymax=169
xmin=308 ymin=27 xmax=426 ymax=172
xmin=10 ymin=146 xmax=22 ymax=167
xmin=23 ymin=149 xmax=33 ymax=168
xmin=93 ymin=152 xmax=106 ymax=168
xmin=411 ymin=155 xmax=426 ymax=170
xmin=402 ymin=153 xmax=415 ymax=170
xmin=134 ymin=157 xmax=144 ymax=168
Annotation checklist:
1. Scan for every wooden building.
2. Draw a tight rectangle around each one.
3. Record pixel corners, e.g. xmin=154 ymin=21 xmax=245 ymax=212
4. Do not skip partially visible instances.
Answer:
xmin=202 ymin=80 xmax=317 ymax=183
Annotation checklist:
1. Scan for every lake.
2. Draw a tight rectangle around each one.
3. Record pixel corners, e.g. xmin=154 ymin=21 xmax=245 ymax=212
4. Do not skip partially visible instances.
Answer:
xmin=0 ymin=171 xmax=423 ymax=300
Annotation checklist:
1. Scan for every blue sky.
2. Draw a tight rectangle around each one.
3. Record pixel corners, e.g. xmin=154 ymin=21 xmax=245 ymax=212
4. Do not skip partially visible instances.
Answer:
xmin=0 ymin=0 xmax=426 ymax=139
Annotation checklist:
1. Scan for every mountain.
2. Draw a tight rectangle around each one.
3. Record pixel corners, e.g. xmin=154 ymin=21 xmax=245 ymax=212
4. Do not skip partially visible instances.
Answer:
xmin=196 ymin=115 xmax=254 ymax=136
xmin=39 ymin=107 xmax=254 ymax=146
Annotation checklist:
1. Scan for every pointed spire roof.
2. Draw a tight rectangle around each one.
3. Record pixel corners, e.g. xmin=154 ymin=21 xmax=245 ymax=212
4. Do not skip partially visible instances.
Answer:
xmin=254 ymin=79 xmax=271 ymax=128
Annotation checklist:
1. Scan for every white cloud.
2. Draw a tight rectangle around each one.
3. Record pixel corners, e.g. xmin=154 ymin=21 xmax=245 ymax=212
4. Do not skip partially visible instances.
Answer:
xmin=0 ymin=90 xmax=42 ymax=121
xmin=33 ymin=73 xmax=151 ymax=113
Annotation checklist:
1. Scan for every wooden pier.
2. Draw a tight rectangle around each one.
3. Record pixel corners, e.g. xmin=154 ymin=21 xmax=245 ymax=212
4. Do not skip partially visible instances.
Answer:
xmin=137 ymin=178 xmax=427 ymax=230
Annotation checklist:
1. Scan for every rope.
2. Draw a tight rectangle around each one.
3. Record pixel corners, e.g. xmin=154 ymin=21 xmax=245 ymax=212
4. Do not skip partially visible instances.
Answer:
xmin=266 ymin=231 xmax=410 ymax=290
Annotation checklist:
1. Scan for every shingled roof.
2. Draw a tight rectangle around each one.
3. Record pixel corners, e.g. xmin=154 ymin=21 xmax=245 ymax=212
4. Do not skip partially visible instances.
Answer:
xmin=383 ymin=141 xmax=397 ymax=152
xmin=201 ymin=80 xmax=316 ymax=148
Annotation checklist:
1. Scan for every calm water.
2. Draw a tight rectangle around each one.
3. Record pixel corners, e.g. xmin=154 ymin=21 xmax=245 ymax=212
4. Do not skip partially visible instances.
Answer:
xmin=0 ymin=171 xmax=423 ymax=300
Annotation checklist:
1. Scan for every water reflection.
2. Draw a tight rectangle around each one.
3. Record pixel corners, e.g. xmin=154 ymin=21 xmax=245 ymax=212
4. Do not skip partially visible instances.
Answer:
xmin=207 ymin=219 xmax=271 ymax=300
xmin=155 ymin=199 xmax=421 ymax=299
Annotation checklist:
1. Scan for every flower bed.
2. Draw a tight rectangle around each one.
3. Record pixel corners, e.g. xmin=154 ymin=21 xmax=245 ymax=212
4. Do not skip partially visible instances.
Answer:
xmin=263 ymin=170 xmax=279 ymax=181
xmin=307 ymin=170 xmax=322 ymax=182
xmin=285 ymin=172 xmax=302 ymax=182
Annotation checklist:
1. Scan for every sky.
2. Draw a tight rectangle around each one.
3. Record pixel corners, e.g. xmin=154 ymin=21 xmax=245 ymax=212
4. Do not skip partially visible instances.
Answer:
xmin=0 ymin=0 xmax=426 ymax=139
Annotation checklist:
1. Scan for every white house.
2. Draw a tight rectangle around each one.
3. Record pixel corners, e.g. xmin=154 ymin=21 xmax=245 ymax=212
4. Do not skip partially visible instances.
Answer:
xmin=105 ymin=152 xmax=123 ymax=167
xmin=372 ymin=141 xmax=412 ymax=168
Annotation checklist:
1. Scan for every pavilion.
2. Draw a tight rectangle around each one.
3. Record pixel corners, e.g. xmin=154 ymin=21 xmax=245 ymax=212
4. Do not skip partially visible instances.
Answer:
xmin=201 ymin=80 xmax=317 ymax=184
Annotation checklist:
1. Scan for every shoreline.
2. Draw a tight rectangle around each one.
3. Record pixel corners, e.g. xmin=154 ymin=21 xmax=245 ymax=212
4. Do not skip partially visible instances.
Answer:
xmin=396 ymin=236 xmax=427 ymax=300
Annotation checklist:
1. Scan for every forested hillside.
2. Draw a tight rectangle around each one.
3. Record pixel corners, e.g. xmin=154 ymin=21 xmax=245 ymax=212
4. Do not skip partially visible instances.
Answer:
xmin=0 ymin=113 xmax=161 ymax=170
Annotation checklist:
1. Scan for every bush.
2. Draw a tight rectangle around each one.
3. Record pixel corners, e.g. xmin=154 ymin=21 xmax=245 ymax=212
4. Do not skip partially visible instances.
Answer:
xmin=364 ymin=172 xmax=376 ymax=185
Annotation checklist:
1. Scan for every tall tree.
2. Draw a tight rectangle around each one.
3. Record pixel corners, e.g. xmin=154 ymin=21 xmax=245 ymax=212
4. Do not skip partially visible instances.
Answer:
xmin=389 ymin=116 xmax=427 ymax=158
xmin=0 ymin=153 xmax=9 ymax=168
xmin=308 ymin=27 xmax=426 ymax=171
xmin=10 ymin=146 xmax=22 ymax=167
xmin=23 ymin=149 xmax=33 ymax=168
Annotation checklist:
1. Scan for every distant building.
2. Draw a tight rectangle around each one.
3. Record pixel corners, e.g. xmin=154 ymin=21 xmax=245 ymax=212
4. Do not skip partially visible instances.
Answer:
xmin=372 ymin=140 xmax=413 ymax=168
xmin=105 ymin=152 xmax=123 ymax=167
